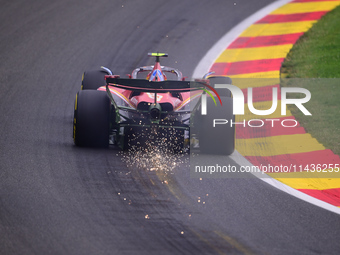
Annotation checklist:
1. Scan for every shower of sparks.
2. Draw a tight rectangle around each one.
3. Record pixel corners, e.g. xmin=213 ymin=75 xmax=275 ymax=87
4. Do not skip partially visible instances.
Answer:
xmin=120 ymin=128 xmax=189 ymax=173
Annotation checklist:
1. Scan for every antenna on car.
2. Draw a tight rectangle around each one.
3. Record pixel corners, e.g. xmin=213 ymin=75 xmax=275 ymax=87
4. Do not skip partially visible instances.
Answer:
xmin=148 ymin=52 xmax=168 ymax=63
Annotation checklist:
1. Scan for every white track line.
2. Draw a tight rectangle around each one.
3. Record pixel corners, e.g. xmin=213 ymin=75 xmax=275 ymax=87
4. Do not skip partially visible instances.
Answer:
xmin=231 ymin=151 xmax=340 ymax=215
xmin=192 ymin=0 xmax=292 ymax=78
xmin=192 ymin=0 xmax=340 ymax=215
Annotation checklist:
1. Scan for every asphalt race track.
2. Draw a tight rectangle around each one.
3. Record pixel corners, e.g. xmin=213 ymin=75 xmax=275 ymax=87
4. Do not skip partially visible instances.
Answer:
xmin=1 ymin=0 xmax=340 ymax=254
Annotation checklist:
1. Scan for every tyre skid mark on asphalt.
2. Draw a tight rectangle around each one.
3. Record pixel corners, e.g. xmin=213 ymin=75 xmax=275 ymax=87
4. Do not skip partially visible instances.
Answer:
xmin=154 ymin=170 xmax=253 ymax=254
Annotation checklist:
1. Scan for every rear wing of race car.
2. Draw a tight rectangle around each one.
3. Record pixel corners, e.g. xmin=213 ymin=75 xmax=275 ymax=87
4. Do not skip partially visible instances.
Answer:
xmin=106 ymin=75 xmax=221 ymax=98
xmin=104 ymin=76 xmax=223 ymax=118
xmin=104 ymin=76 xmax=208 ymax=114
xmin=105 ymin=76 xmax=203 ymax=93
xmin=105 ymin=76 xmax=221 ymax=108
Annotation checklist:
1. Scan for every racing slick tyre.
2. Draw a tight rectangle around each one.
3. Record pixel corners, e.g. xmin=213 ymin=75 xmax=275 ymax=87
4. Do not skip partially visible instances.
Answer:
xmin=73 ymin=90 xmax=110 ymax=147
xmin=198 ymin=96 xmax=235 ymax=155
xmin=208 ymin=76 xmax=232 ymax=97
xmin=81 ymin=69 xmax=108 ymax=90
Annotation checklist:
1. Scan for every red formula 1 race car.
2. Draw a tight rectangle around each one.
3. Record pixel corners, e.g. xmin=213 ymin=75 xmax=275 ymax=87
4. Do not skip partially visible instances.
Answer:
xmin=73 ymin=53 xmax=235 ymax=155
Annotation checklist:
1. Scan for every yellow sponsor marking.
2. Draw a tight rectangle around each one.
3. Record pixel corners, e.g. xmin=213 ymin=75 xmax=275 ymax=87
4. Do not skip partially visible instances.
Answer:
xmin=235 ymin=100 xmax=292 ymax=121
xmin=272 ymin=2 xmax=340 ymax=15
xmin=236 ymin=134 xmax=325 ymax=156
xmin=269 ymin=172 xmax=340 ymax=190
xmin=81 ymin=73 xmax=84 ymax=90
xmin=240 ymin=21 xmax=316 ymax=37
xmin=74 ymin=93 xmax=78 ymax=111
xmin=215 ymin=44 xmax=293 ymax=63
xmin=228 ymin=70 xmax=280 ymax=79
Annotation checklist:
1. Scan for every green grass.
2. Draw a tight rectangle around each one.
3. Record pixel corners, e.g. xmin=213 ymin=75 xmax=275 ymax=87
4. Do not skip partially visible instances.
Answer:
xmin=281 ymin=5 xmax=340 ymax=155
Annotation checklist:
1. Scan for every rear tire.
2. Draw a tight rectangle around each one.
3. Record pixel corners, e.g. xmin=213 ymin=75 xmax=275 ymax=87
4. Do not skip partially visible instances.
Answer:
xmin=81 ymin=70 xmax=107 ymax=90
xmin=198 ymin=96 xmax=235 ymax=155
xmin=73 ymin=90 xmax=110 ymax=147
